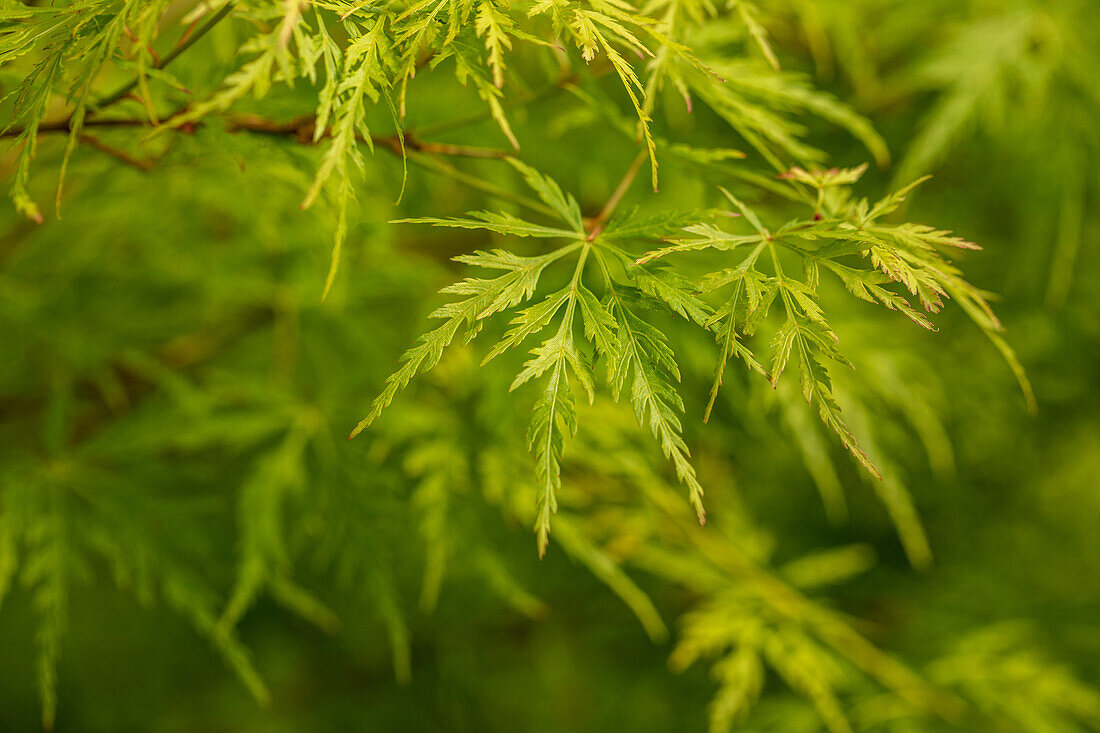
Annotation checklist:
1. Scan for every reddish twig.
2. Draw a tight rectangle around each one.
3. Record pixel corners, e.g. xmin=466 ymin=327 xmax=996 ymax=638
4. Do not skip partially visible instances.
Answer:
xmin=78 ymin=134 xmax=156 ymax=170
xmin=224 ymin=114 xmax=510 ymax=159
xmin=585 ymin=149 xmax=648 ymax=241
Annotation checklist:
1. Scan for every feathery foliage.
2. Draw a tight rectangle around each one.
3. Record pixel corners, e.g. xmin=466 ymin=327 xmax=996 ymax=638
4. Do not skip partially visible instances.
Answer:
xmin=2 ymin=0 xmax=1097 ymax=730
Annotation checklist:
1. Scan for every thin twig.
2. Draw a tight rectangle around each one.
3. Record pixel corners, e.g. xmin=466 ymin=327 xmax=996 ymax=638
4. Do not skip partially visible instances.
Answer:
xmin=5 ymin=107 xmax=548 ymax=214
xmin=78 ymin=134 xmax=155 ymax=170
xmin=7 ymin=111 xmax=512 ymax=162
xmin=224 ymin=114 xmax=511 ymax=159
xmin=586 ymin=149 xmax=648 ymax=241
xmin=412 ymin=139 xmax=508 ymax=159
xmin=0 ymin=117 xmax=146 ymax=138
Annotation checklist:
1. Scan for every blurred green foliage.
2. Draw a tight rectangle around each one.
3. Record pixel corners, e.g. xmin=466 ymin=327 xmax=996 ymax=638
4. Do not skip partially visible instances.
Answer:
xmin=1 ymin=1 xmax=1098 ymax=731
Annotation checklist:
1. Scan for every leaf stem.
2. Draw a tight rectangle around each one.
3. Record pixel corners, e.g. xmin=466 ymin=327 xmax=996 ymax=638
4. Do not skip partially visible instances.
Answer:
xmin=586 ymin=149 xmax=648 ymax=241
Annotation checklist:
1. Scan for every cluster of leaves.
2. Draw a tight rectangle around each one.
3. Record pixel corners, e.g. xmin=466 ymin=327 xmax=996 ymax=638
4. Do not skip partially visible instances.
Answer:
xmin=507 ymin=399 xmax=1100 ymax=733
xmin=1 ymin=0 xmax=898 ymax=296
xmin=1 ymin=0 xmax=177 ymax=220
xmin=352 ymin=157 xmax=717 ymax=555
xmin=2 ymin=0 xmax=724 ymax=296
xmin=357 ymin=157 xmax=1021 ymax=558
xmin=772 ymin=0 xmax=1100 ymax=307
xmin=2 ymin=1 xmax=1095 ymax=732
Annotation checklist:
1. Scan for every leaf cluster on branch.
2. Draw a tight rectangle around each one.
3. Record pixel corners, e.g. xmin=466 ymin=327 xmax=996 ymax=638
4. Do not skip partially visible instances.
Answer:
xmin=2 ymin=1 xmax=1081 ymax=731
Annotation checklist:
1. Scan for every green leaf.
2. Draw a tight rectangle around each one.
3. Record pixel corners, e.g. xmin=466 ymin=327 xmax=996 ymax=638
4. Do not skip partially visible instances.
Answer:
xmin=483 ymin=287 xmax=572 ymax=364
xmin=604 ymin=280 xmax=706 ymax=524
xmin=704 ymin=274 xmax=768 ymax=422
xmin=577 ymin=286 xmax=621 ymax=377
xmin=602 ymin=208 xmax=707 ymax=242
xmin=351 ymin=246 xmax=575 ymax=438
xmin=394 ymin=212 xmax=583 ymax=239
xmin=505 ymin=158 xmax=585 ymax=232
xmin=627 ymin=265 xmax=713 ymax=327
xmin=526 ymin=351 xmax=576 ymax=558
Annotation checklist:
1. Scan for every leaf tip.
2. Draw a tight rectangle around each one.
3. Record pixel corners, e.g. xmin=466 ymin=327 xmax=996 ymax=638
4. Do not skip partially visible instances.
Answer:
xmin=347 ymin=420 xmax=369 ymax=440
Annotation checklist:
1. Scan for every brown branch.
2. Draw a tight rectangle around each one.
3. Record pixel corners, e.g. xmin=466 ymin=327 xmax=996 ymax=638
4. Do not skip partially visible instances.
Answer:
xmin=5 ymin=111 xmax=510 ymax=161
xmin=410 ymin=139 xmax=508 ymax=158
xmin=4 ymin=108 xmax=536 ymax=215
xmin=221 ymin=116 xmax=546 ymax=213
xmin=222 ymin=114 xmax=510 ymax=159
xmin=78 ymin=134 xmax=156 ymax=171
xmin=1 ymin=117 xmax=147 ymax=138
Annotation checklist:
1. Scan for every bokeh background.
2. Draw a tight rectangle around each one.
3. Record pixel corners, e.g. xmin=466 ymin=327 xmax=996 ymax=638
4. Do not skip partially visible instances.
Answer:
xmin=1 ymin=1 xmax=1098 ymax=730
